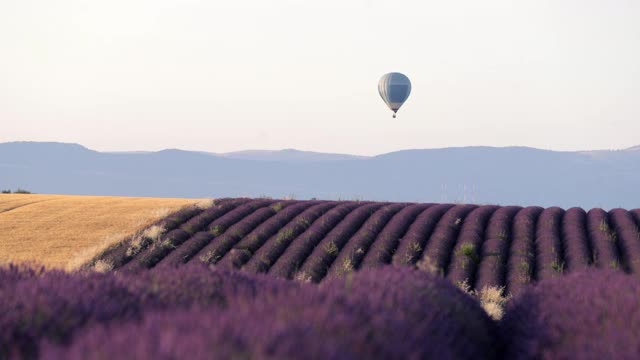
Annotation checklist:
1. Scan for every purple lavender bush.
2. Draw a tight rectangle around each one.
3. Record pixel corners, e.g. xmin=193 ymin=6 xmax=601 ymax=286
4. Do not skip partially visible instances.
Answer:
xmin=294 ymin=203 xmax=384 ymax=282
xmin=392 ymin=203 xmax=453 ymax=266
xmin=533 ymin=207 xmax=565 ymax=281
xmin=587 ymin=208 xmax=620 ymax=269
xmin=500 ymin=270 xmax=640 ymax=359
xmin=419 ymin=204 xmax=476 ymax=276
xmin=326 ymin=203 xmax=403 ymax=277
xmin=609 ymin=208 xmax=640 ymax=274
xmin=190 ymin=199 xmax=278 ymax=264
xmin=320 ymin=266 xmax=500 ymax=360
xmin=560 ymin=207 xmax=591 ymax=273
xmin=165 ymin=201 xmax=277 ymax=266
xmin=216 ymin=201 xmax=315 ymax=269
xmin=505 ymin=206 xmax=542 ymax=296
xmin=269 ymin=202 xmax=360 ymax=279
xmin=474 ymin=206 xmax=520 ymax=291
xmin=0 ymin=263 xmax=297 ymax=359
xmin=0 ymin=267 xmax=140 ymax=358
xmin=447 ymin=205 xmax=498 ymax=287
xmin=41 ymin=267 xmax=499 ymax=360
xmin=359 ymin=203 xmax=429 ymax=268
xmin=242 ymin=202 xmax=338 ymax=274
xmin=178 ymin=199 xmax=247 ymax=235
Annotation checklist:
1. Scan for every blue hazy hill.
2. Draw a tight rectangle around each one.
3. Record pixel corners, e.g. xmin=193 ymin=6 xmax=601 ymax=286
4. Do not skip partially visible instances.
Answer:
xmin=1 ymin=141 xmax=638 ymax=209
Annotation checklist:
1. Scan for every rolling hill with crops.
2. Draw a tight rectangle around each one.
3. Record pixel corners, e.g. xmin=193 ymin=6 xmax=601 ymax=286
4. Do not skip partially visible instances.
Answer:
xmin=89 ymin=198 xmax=640 ymax=295
xmin=5 ymin=196 xmax=640 ymax=358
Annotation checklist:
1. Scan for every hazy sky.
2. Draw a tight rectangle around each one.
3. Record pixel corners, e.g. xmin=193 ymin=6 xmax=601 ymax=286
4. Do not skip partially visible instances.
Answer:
xmin=1 ymin=1 xmax=639 ymax=155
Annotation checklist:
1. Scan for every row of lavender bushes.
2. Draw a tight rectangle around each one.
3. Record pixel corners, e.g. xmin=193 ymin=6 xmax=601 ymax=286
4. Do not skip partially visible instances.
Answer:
xmin=2 ymin=262 xmax=640 ymax=359
xmin=91 ymin=199 xmax=640 ymax=299
xmin=0 ymin=264 xmax=496 ymax=360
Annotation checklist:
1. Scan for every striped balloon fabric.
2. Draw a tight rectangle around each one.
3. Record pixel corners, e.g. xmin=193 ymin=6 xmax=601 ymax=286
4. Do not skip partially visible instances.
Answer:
xmin=378 ymin=72 xmax=412 ymax=118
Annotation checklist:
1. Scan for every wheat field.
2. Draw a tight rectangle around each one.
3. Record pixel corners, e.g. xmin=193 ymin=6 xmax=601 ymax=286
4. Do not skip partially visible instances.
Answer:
xmin=0 ymin=194 xmax=197 ymax=270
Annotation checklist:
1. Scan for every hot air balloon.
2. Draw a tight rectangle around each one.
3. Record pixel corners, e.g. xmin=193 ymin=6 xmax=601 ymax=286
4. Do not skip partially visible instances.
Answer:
xmin=378 ymin=72 xmax=411 ymax=118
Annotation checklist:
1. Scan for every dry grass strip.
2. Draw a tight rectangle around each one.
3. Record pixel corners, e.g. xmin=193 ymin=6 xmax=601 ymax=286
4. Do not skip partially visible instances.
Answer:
xmin=0 ymin=194 xmax=197 ymax=270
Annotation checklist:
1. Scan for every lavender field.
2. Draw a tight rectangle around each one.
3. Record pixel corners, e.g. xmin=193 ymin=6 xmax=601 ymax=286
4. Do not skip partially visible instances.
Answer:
xmin=91 ymin=198 xmax=640 ymax=294
xmin=3 ymin=264 xmax=640 ymax=359
xmin=5 ymin=197 xmax=640 ymax=359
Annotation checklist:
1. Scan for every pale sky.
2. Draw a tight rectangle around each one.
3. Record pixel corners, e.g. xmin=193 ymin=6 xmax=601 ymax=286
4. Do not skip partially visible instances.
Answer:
xmin=1 ymin=0 xmax=639 ymax=155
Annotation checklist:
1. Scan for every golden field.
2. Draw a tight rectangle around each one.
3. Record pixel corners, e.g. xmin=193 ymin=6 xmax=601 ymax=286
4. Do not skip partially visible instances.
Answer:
xmin=0 ymin=194 xmax=197 ymax=270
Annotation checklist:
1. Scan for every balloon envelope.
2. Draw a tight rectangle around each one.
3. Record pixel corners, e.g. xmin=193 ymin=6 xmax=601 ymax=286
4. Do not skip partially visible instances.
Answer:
xmin=378 ymin=72 xmax=411 ymax=116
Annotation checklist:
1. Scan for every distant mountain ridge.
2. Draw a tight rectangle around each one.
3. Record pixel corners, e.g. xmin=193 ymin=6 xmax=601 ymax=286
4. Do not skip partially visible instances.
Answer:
xmin=1 ymin=141 xmax=639 ymax=209
xmin=216 ymin=149 xmax=368 ymax=162
xmin=105 ymin=148 xmax=368 ymax=162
